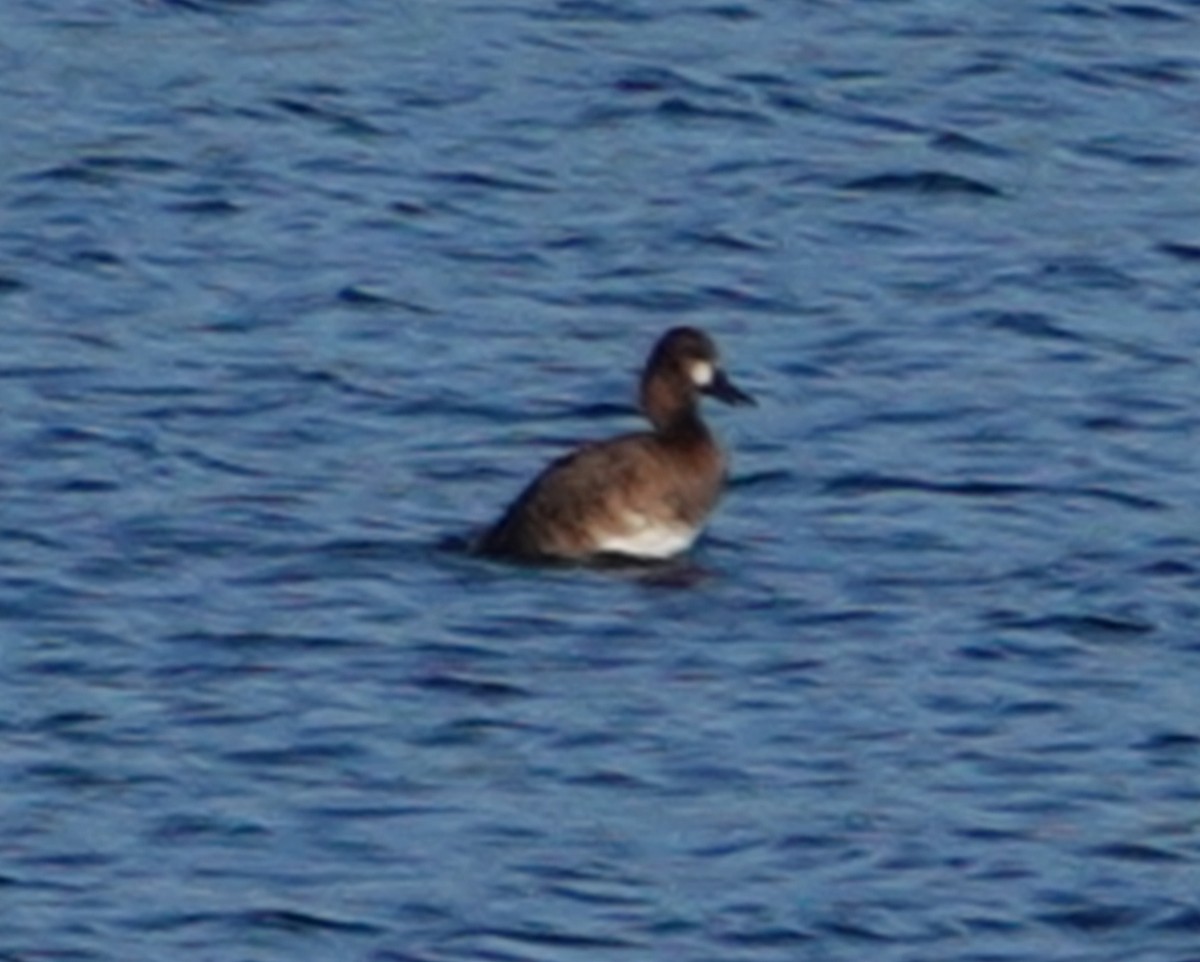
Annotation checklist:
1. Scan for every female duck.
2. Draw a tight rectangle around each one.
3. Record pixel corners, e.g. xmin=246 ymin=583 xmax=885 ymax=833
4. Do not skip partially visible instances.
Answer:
xmin=478 ymin=326 xmax=753 ymax=562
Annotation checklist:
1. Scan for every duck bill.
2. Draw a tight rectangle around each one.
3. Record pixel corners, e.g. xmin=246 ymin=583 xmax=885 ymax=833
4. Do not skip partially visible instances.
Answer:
xmin=706 ymin=368 xmax=755 ymax=406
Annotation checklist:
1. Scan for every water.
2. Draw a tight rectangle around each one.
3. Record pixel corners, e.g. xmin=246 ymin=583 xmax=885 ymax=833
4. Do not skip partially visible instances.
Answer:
xmin=2 ymin=1 xmax=1200 ymax=959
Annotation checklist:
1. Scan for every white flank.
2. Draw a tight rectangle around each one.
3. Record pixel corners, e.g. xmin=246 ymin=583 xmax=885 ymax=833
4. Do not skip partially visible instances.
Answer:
xmin=596 ymin=514 xmax=698 ymax=559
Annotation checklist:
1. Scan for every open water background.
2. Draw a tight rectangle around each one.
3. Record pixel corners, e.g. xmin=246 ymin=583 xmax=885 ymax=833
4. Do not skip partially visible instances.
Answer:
xmin=3 ymin=1 xmax=1200 ymax=960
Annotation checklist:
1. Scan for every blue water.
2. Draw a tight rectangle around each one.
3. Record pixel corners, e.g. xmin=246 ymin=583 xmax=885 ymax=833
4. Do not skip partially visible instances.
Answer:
xmin=3 ymin=1 xmax=1200 ymax=960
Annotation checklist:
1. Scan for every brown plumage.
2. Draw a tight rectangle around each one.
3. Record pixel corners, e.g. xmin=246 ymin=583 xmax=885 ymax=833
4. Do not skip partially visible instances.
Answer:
xmin=478 ymin=327 xmax=754 ymax=562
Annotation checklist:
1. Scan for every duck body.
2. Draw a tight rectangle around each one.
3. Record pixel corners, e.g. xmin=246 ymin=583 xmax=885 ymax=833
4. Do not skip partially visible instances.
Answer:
xmin=478 ymin=327 xmax=753 ymax=563
xmin=479 ymin=417 xmax=725 ymax=561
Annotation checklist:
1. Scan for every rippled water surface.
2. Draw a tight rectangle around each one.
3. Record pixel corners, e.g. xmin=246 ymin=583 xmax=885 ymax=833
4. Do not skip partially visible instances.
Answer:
xmin=3 ymin=1 xmax=1200 ymax=960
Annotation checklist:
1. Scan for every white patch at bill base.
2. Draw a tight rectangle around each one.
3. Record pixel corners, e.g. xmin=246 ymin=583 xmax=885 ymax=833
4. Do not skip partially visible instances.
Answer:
xmin=689 ymin=360 xmax=714 ymax=388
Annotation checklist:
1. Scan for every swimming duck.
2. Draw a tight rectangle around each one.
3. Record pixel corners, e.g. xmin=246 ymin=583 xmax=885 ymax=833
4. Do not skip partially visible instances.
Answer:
xmin=478 ymin=326 xmax=754 ymax=562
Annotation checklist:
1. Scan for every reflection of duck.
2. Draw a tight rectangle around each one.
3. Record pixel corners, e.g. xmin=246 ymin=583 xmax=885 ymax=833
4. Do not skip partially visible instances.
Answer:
xmin=479 ymin=327 xmax=754 ymax=562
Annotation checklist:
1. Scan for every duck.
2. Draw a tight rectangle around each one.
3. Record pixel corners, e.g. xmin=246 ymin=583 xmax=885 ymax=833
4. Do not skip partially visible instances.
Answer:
xmin=477 ymin=326 xmax=754 ymax=563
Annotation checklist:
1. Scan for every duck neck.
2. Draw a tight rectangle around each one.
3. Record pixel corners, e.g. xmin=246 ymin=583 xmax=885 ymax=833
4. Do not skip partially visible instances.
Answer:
xmin=641 ymin=374 xmax=707 ymax=440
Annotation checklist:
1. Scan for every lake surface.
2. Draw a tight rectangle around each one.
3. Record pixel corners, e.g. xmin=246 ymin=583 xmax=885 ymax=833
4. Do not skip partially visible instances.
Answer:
xmin=2 ymin=1 xmax=1200 ymax=960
